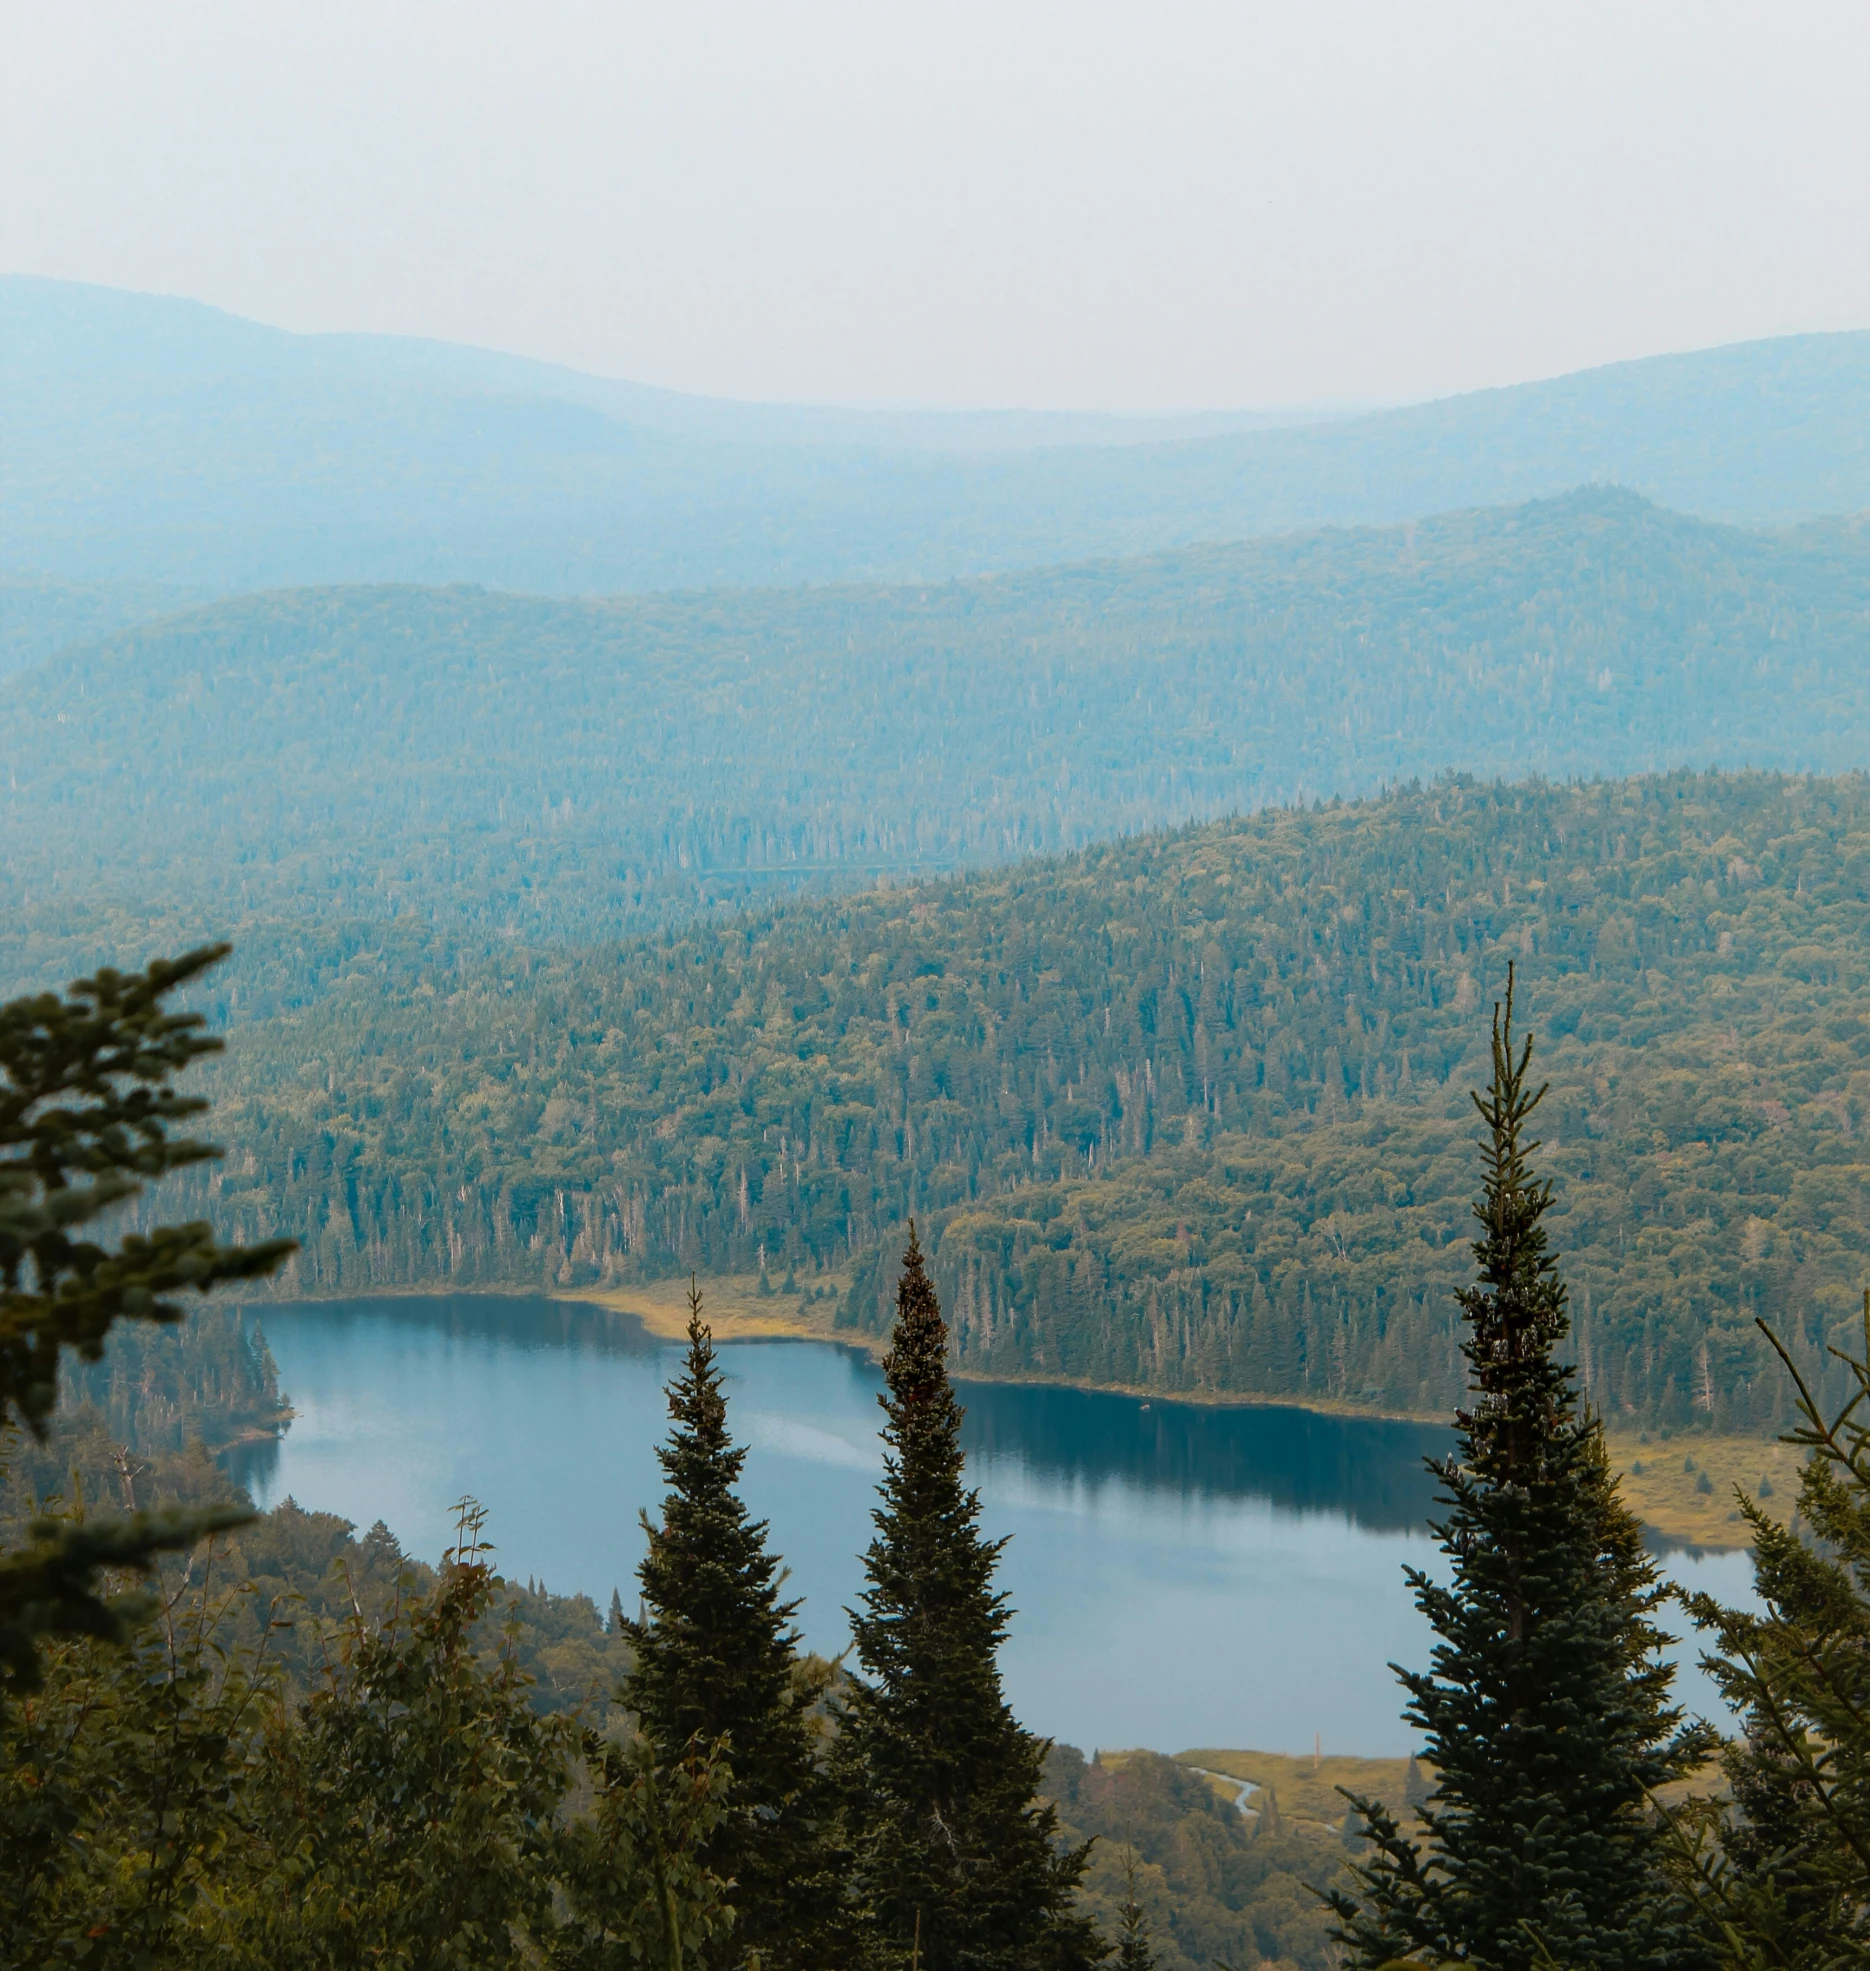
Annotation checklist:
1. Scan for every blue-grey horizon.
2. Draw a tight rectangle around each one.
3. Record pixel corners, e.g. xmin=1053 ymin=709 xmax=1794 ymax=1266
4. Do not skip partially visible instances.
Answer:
xmin=3 ymin=0 xmax=1867 ymax=414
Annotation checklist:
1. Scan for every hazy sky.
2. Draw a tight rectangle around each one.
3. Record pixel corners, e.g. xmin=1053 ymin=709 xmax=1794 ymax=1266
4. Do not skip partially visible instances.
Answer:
xmin=4 ymin=1 xmax=1867 ymax=411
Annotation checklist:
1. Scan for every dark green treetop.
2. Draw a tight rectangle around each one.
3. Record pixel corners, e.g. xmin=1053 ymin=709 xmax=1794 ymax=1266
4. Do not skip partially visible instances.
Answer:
xmin=0 ymin=945 xmax=292 ymax=1437
xmin=625 ymin=1282 xmax=844 ymax=1969
xmin=840 ymin=1226 xmax=1100 ymax=1971
xmin=1329 ymin=969 xmax=1714 ymax=1971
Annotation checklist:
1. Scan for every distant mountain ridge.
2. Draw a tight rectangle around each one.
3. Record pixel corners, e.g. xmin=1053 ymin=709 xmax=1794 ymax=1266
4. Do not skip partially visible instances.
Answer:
xmin=0 ymin=274 xmax=1326 ymax=451
xmin=4 ymin=487 xmax=1869 ymax=993
xmin=5 ymin=276 xmax=1870 ymax=595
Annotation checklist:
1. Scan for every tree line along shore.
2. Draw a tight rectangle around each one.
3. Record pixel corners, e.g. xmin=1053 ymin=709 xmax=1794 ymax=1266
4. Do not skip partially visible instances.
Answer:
xmin=8 ymin=947 xmax=1870 ymax=1966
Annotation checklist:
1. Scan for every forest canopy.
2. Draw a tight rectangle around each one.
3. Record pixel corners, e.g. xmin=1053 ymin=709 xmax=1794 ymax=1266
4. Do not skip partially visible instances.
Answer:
xmin=5 ymin=488 xmax=1870 ymax=987
xmin=170 ymin=767 xmax=1870 ymax=1434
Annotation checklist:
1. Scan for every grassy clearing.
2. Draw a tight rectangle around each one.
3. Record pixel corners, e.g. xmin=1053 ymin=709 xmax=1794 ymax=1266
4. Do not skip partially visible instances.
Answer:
xmin=564 ymin=1272 xmax=868 ymax=1350
xmin=1168 ymin=1748 xmax=1415 ymax=1830
xmin=1604 ymin=1430 xmax=1802 ymax=1549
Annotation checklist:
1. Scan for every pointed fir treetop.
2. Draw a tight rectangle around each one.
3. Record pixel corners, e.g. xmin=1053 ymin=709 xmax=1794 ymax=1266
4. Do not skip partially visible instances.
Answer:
xmin=1330 ymin=967 xmax=1712 ymax=1971
xmin=880 ymin=1223 xmax=972 ymax=1486
xmin=841 ymin=1226 xmax=1098 ymax=1971
xmin=885 ymin=1221 xmax=951 ymax=1402
xmin=1457 ymin=961 xmax=1578 ymax=1488
xmin=624 ymin=1278 xmax=802 ymax=1760
xmin=624 ymin=1281 xmax=845 ymax=1971
xmin=856 ymin=1221 xmax=1011 ymax=1680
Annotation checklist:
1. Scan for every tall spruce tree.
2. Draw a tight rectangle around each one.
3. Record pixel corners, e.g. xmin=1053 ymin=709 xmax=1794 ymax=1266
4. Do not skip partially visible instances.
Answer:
xmin=625 ymin=1284 xmax=842 ymax=1970
xmin=1329 ymin=969 xmax=1713 ymax=1971
xmin=839 ymin=1227 xmax=1099 ymax=1971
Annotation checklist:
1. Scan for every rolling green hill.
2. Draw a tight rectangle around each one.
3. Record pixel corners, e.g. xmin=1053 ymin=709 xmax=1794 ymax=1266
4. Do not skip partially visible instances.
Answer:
xmin=9 ymin=276 xmax=1870 ymax=595
xmin=6 ymin=489 xmax=1870 ymax=989
xmin=182 ymin=769 xmax=1870 ymax=1435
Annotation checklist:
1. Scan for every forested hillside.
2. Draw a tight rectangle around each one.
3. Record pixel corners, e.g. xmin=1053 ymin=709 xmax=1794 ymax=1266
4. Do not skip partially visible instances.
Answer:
xmin=7 ymin=490 xmax=1870 ymax=986
xmin=185 ymin=770 xmax=1870 ymax=1433
xmin=0 ymin=577 xmax=208 ymax=675
xmin=9 ymin=276 xmax=1870 ymax=594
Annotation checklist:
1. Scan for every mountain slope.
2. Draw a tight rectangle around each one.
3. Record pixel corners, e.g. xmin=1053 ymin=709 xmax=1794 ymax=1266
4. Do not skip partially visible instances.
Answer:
xmin=189 ymin=770 xmax=1870 ymax=1436
xmin=6 ymin=489 xmax=1870 ymax=988
xmin=0 ymin=578 xmax=211 ymax=675
xmin=7 ymin=277 xmax=1870 ymax=592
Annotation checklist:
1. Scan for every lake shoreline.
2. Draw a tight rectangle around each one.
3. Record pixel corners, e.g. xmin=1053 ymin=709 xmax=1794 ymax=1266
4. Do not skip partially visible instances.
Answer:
xmin=252 ymin=1276 xmax=1795 ymax=1550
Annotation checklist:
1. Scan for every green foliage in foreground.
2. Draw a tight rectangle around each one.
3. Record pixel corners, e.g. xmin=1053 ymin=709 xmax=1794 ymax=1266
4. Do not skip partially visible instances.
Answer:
xmin=0 ymin=1512 xmax=728 ymax=1970
xmin=0 ymin=1483 xmax=1364 ymax=1969
xmin=627 ymin=1288 xmax=846 ymax=1968
xmin=0 ymin=945 xmax=292 ymax=1441
xmin=0 ymin=1261 xmax=1124 ymax=1970
xmin=1671 ymin=1293 xmax=1870 ymax=1965
xmin=0 ymin=947 xmax=291 ymax=1685
xmin=245 ymin=1507 xmax=583 ymax=1969
xmin=205 ymin=769 xmax=1870 ymax=1431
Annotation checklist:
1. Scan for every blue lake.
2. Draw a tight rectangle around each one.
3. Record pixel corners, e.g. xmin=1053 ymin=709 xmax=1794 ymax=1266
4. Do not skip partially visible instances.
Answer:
xmin=239 ymin=1293 xmax=1754 ymax=1758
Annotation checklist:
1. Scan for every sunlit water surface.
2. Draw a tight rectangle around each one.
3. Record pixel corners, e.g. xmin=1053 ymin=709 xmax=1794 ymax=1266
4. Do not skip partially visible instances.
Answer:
xmin=239 ymin=1295 xmax=1753 ymax=1757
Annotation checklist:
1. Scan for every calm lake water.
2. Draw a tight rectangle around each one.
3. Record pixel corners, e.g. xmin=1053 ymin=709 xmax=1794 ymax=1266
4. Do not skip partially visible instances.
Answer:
xmin=240 ymin=1293 xmax=1753 ymax=1758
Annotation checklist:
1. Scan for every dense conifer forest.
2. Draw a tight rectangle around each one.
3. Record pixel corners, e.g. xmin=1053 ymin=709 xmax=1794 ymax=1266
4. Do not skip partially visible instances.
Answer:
xmin=5 ymin=489 xmax=1870 ymax=983
xmin=4 ymin=1312 xmax=1358 ymax=1967
xmin=180 ymin=769 xmax=1870 ymax=1431
xmin=11 ymin=944 xmax=1870 ymax=1967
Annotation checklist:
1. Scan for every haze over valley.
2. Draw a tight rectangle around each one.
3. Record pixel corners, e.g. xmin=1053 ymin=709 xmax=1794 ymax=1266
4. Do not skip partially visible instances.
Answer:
xmin=8 ymin=276 xmax=1870 ymax=598
xmin=9 ymin=15 xmax=1870 ymax=1954
xmin=13 ymin=277 xmax=1870 ymax=1438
